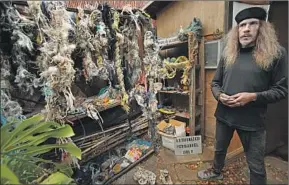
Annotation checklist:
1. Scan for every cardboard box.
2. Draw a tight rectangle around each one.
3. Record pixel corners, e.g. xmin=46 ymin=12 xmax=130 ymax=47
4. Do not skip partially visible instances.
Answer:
xmin=157 ymin=119 xmax=186 ymax=151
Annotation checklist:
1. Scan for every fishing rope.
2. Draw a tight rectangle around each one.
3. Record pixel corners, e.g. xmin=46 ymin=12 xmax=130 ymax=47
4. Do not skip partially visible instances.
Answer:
xmin=111 ymin=9 xmax=130 ymax=112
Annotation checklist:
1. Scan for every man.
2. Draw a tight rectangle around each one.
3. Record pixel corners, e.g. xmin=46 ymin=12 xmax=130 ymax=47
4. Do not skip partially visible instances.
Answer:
xmin=197 ymin=7 xmax=288 ymax=185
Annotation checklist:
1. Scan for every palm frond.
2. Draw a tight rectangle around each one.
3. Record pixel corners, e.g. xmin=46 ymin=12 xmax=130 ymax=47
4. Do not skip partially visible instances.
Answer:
xmin=1 ymin=114 xmax=82 ymax=184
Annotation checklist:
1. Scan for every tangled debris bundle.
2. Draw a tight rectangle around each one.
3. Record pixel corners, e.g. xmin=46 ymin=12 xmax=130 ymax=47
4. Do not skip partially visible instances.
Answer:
xmin=159 ymin=169 xmax=173 ymax=184
xmin=0 ymin=2 xmax=38 ymax=97
xmin=178 ymin=17 xmax=203 ymax=41
xmin=31 ymin=1 xmax=76 ymax=121
xmin=74 ymin=7 xmax=109 ymax=82
xmin=120 ymin=6 xmax=142 ymax=87
xmin=110 ymin=9 xmax=130 ymax=112
xmin=142 ymin=31 xmax=162 ymax=115
xmin=128 ymin=30 xmax=162 ymax=118
xmin=0 ymin=53 xmax=12 ymax=91
xmin=14 ymin=65 xmax=37 ymax=96
xmin=1 ymin=90 xmax=23 ymax=123
xmin=133 ymin=167 xmax=157 ymax=185
xmin=74 ymin=8 xmax=98 ymax=81
xmin=161 ymin=56 xmax=192 ymax=87
xmin=0 ymin=2 xmax=39 ymax=123
xmin=0 ymin=1 xmax=162 ymax=127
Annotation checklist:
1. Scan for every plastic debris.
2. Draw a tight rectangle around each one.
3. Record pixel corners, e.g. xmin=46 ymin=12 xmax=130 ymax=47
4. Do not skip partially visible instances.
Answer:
xmin=160 ymin=169 xmax=173 ymax=184
xmin=127 ymin=139 xmax=152 ymax=152
xmin=133 ymin=167 xmax=156 ymax=185
xmin=163 ymin=125 xmax=175 ymax=135
xmin=125 ymin=147 xmax=142 ymax=163
xmin=112 ymin=163 xmax=121 ymax=174
xmin=120 ymin=159 xmax=130 ymax=168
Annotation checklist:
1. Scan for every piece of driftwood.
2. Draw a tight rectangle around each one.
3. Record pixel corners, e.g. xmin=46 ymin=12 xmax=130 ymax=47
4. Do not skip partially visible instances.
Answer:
xmin=81 ymin=129 xmax=148 ymax=160
xmin=73 ymin=116 xmax=147 ymax=143
xmin=82 ymin=125 xmax=147 ymax=157
xmin=76 ymin=114 xmax=149 ymax=163
xmin=82 ymin=131 xmax=123 ymax=154
xmin=81 ymin=129 xmax=148 ymax=163
xmin=75 ymin=126 xmax=128 ymax=147
xmin=73 ymin=123 xmax=129 ymax=142
xmin=78 ymin=120 xmax=148 ymax=149
xmin=74 ymin=117 xmax=148 ymax=145
xmin=75 ymin=123 xmax=128 ymax=145
xmin=87 ymin=128 xmax=148 ymax=155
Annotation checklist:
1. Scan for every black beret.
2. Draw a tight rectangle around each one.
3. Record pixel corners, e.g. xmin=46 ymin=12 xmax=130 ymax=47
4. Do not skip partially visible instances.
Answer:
xmin=235 ymin=7 xmax=267 ymax=24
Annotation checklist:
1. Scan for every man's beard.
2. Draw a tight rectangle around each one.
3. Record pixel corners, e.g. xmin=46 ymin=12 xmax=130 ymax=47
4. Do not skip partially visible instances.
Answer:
xmin=240 ymin=41 xmax=255 ymax=48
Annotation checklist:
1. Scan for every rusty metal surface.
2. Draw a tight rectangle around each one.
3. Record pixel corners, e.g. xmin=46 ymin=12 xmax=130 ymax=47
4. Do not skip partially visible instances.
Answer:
xmin=66 ymin=1 xmax=148 ymax=9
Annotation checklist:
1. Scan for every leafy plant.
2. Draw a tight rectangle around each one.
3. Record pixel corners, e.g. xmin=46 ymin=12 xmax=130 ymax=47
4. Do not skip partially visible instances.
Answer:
xmin=1 ymin=114 xmax=82 ymax=184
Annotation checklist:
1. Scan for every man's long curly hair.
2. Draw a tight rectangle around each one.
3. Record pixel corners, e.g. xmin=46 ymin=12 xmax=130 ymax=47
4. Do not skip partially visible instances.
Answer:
xmin=222 ymin=21 xmax=282 ymax=70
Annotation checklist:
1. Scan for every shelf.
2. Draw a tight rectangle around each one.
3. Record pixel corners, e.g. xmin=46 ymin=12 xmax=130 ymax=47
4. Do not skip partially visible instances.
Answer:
xmin=175 ymin=111 xmax=190 ymax=119
xmin=66 ymin=100 xmax=121 ymax=122
xmin=159 ymin=40 xmax=188 ymax=50
xmin=174 ymin=108 xmax=201 ymax=120
xmin=158 ymin=90 xmax=189 ymax=95
xmin=157 ymin=33 xmax=204 ymax=137
xmin=157 ymin=88 xmax=200 ymax=95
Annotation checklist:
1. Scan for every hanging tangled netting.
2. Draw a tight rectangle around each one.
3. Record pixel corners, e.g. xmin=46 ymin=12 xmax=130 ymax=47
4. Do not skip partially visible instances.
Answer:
xmin=74 ymin=7 xmax=109 ymax=82
xmin=0 ymin=53 xmax=12 ymax=91
xmin=0 ymin=90 xmax=23 ymax=123
xmin=0 ymin=2 xmax=38 ymax=97
xmin=160 ymin=56 xmax=192 ymax=87
xmin=178 ymin=17 xmax=203 ymax=41
xmin=0 ymin=1 xmax=164 ymax=130
xmin=0 ymin=51 xmax=23 ymax=123
xmin=0 ymin=2 xmax=37 ymax=123
xmin=114 ymin=17 xmax=130 ymax=111
xmin=27 ymin=1 xmax=77 ymax=121
xmin=142 ymin=30 xmax=162 ymax=116
xmin=119 ymin=5 xmax=142 ymax=88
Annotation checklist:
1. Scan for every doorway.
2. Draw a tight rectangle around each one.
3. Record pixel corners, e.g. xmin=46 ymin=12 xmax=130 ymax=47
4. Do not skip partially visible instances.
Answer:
xmin=266 ymin=1 xmax=288 ymax=161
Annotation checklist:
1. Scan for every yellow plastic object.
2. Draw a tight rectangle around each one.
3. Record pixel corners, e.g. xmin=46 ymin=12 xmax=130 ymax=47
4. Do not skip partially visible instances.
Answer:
xmin=113 ymin=163 xmax=121 ymax=174
xmin=158 ymin=108 xmax=175 ymax=115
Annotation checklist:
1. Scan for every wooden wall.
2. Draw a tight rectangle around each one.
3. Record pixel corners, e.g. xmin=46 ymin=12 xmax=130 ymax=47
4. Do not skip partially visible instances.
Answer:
xmin=156 ymin=1 xmax=225 ymax=37
xmin=155 ymin=1 xmax=243 ymax=154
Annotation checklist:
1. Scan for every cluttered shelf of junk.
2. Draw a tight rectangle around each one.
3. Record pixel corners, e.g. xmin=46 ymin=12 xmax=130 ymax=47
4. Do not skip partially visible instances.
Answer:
xmin=0 ymin=1 xmax=205 ymax=185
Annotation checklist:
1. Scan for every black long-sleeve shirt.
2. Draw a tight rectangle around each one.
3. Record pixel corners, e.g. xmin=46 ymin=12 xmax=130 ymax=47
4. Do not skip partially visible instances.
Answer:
xmin=211 ymin=46 xmax=288 ymax=131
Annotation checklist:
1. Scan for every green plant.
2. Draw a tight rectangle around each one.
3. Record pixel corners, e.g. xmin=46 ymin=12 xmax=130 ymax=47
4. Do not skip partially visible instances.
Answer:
xmin=1 ymin=114 xmax=82 ymax=184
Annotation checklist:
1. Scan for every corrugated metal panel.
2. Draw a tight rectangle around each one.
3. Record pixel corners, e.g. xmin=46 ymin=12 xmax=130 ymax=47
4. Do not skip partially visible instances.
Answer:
xmin=66 ymin=1 xmax=148 ymax=9
xmin=239 ymin=0 xmax=270 ymax=5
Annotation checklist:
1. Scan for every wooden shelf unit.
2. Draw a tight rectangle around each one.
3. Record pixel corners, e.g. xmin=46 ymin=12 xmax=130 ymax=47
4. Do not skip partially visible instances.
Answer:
xmin=157 ymin=32 xmax=205 ymax=137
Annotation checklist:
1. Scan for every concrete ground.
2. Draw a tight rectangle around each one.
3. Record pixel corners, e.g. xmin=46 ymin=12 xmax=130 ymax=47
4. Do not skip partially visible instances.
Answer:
xmin=113 ymin=147 xmax=288 ymax=184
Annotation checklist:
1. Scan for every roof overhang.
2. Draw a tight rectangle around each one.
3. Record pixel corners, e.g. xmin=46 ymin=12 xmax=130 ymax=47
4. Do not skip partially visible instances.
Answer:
xmin=142 ymin=1 xmax=172 ymax=19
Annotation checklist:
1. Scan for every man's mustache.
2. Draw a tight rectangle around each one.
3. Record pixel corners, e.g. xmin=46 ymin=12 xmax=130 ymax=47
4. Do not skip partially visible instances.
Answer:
xmin=241 ymin=34 xmax=252 ymax=38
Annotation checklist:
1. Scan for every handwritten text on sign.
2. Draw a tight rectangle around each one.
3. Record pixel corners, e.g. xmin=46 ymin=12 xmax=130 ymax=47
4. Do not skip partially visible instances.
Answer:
xmin=174 ymin=135 xmax=202 ymax=155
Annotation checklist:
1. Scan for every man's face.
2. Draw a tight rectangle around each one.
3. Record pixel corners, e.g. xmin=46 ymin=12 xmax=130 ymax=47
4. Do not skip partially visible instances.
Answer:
xmin=238 ymin=18 xmax=260 ymax=48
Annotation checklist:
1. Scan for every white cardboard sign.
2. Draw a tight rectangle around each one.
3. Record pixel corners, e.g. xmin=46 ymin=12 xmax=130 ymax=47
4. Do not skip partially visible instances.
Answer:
xmin=174 ymin=135 xmax=202 ymax=155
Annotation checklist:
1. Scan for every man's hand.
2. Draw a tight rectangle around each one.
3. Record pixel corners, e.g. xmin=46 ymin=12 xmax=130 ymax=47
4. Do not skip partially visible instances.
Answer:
xmin=218 ymin=93 xmax=235 ymax=106
xmin=226 ymin=92 xmax=257 ymax=107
